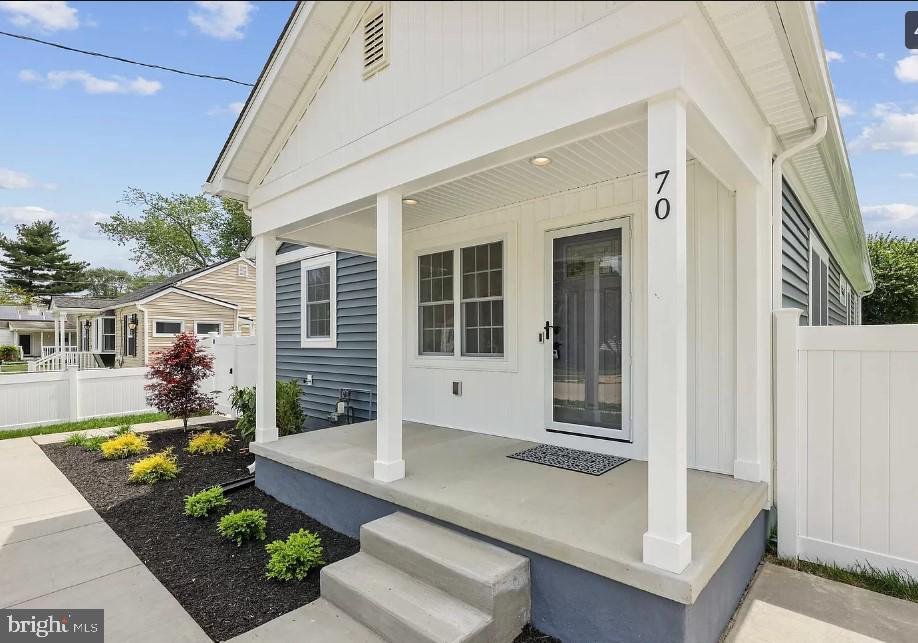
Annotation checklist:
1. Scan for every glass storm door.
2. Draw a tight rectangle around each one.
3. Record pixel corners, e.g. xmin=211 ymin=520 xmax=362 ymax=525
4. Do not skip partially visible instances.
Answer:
xmin=545 ymin=220 xmax=631 ymax=441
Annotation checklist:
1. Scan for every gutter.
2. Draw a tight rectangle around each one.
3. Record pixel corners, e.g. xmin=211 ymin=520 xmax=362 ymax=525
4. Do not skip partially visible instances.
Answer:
xmin=771 ymin=116 xmax=828 ymax=311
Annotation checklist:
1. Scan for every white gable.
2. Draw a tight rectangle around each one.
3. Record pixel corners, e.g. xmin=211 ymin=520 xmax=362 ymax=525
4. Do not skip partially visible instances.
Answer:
xmin=261 ymin=1 xmax=619 ymax=188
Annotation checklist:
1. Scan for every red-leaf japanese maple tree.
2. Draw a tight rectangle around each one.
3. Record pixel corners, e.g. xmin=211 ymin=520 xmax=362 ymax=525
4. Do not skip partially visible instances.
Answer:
xmin=145 ymin=331 xmax=216 ymax=430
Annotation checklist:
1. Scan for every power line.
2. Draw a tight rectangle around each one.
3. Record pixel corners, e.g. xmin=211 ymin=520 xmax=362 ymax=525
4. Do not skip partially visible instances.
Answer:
xmin=0 ymin=30 xmax=254 ymax=87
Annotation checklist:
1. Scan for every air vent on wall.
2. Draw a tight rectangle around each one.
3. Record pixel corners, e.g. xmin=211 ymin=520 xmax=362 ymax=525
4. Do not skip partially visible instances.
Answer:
xmin=362 ymin=3 xmax=388 ymax=79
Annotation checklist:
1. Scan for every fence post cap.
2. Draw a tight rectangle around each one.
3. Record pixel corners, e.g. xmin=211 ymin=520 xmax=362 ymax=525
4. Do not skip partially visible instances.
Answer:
xmin=774 ymin=308 xmax=803 ymax=321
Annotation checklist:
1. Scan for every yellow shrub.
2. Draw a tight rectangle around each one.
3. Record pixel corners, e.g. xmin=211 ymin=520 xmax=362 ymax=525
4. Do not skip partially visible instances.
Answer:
xmin=129 ymin=447 xmax=180 ymax=484
xmin=100 ymin=432 xmax=150 ymax=460
xmin=186 ymin=431 xmax=231 ymax=455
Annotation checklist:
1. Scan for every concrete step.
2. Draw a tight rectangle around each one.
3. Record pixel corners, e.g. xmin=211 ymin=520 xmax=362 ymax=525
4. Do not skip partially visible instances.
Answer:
xmin=321 ymin=552 xmax=492 ymax=643
xmin=360 ymin=512 xmax=530 ymax=640
xmin=227 ymin=598 xmax=385 ymax=642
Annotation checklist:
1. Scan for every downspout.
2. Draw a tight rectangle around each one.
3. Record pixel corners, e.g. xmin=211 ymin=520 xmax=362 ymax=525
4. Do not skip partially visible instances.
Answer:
xmin=772 ymin=116 xmax=828 ymax=311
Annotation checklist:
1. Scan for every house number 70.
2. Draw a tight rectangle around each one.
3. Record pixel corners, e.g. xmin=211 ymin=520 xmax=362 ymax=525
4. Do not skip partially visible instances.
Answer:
xmin=654 ymin=170 xmax=671 ymax=220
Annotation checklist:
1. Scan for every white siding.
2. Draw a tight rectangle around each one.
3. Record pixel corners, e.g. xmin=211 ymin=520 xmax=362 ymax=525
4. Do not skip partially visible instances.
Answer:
xmin=402 ymin=162 xmax=736 ymax=472
xmin=263 ymin=1 xmax=619 ymax=185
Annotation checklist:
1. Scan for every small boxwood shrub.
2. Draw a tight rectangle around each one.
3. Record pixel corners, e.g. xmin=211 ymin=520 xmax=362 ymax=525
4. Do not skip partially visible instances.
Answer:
xmin=129 ymin=447 xmax=180 ymax=484
xmin=101 ymin=432 xmax=150 ymax=459
xmin=184 ymin=486 xmax=230 ymax=518
xmin=265 ymin=529 xmax=325 ymax=581
xmin=186 ymin=431 xmax=231 ymax=455
xmin=218 ymin=508 xmax=267 ymax=546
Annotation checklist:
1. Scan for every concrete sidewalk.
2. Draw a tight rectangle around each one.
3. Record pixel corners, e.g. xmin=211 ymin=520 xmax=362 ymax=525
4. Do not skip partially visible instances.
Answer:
xmin=727 ymin=563 xmax=918 ymax=642
xmin=0 ymin=436 xmax=211 ymax=642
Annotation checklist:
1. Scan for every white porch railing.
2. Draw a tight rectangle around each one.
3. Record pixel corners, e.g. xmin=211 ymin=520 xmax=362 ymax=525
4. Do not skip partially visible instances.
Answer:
xmin=29 ymin=351 xmax=98 ymax=372
xmin=775 ymin=309 xmax=918 ymax=576
xmin=42 ymin=345 xmax=78 ymax=357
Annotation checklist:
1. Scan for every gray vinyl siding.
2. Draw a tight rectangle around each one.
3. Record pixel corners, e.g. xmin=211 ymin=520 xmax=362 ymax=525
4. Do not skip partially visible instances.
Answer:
xmin=781 ymin=181 xmax=854 ymax=326
xmin=276 ymin=246 xmax=377 ymax=429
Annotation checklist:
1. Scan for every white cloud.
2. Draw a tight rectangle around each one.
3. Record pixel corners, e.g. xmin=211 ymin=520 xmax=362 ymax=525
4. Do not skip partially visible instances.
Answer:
xmin=189 ymin=1 xmax=254 ymax=40
xmin=836 ymin=99 xmax=855 ymax=118
xmin=898 ymin=172 xmax=916 ymax=179
xmin=0 ymin=167 xmax=56 ymax=190
xmin=207 ymin=101 xmax=244 ymax=116
xmin=0 ymin=205 xmax=109 ymax=240
xmin=825 ymin=49 xmax=844 ymax=63
xmin=852 ymin=105 xmax=918 ymax=155
xmin=862 ymin=204 xmax=918 ymax=234
xmin=0 ymin=1 xmax=78 ymax=32
xmin=19 ymin=69 xmax=162 ymax=96
xmin=895 ymin=52 xmax=918 ymax=83
xmin=877 ymin=52 xmax=887 ymax=61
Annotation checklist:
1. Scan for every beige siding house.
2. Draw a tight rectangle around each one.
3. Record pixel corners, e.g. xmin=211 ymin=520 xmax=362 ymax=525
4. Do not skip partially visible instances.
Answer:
xmin=49 ymin=257 xmax=256 ymax=368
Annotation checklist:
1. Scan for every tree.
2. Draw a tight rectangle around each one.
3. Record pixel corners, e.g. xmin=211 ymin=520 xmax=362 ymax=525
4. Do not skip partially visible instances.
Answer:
xmin=145 ymin=331 xmax=216 ymax=430
xmin=97 ymin=188 xmax=251 ymax=275
xmin=83 ymin=267 xmax=163 ymax=299
xmin=0 ymin=281 xmax=37 ymax=306
xmin=0 ymin=221 xmax=87 ymax=297
xmin=862 ymin=232 xmax=918 ymax=324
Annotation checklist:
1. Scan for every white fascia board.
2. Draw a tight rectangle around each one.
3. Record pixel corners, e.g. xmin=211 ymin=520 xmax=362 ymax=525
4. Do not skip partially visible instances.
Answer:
xmin=203 ymin=177 xmax=250 ymax=201
xmin=248 ymin=1 xmax=692 ymax=225
xmin=131 ymin=287 xmax=239 ymax=310
xmin=275 ymin=246 xmax=335 ymax=266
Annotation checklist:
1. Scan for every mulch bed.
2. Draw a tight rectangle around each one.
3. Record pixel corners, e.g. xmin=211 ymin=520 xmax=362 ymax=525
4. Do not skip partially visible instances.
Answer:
xmin=42 ymin=421 xmax=560 ymax=643
xmin=41 ymin=423 xmax=359 ymax=641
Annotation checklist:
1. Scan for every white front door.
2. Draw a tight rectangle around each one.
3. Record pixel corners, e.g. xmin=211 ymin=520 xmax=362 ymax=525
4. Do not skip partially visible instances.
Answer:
xmin=544 ymin=218 xmax=632 ymax=442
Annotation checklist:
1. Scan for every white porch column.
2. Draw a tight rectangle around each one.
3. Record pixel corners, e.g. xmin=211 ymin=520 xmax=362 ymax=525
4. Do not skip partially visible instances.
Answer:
xmin=643 ymin=94 xmax=692 ymax=574
xmin=254 ymin=231 xmax=278 ymax=443
xmin=374 ymin=190 xmax=406 ymax=482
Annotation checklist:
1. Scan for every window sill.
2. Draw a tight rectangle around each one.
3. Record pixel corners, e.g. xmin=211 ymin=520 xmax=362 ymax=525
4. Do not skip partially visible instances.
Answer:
xmin=408 ymin=354 xmax=517 ymax=373
xmin=300 ymin=338 xmax=337 ymax=349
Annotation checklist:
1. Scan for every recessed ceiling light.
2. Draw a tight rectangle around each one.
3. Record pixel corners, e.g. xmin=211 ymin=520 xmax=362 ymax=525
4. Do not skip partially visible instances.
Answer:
xmin=402 ymin=198 xmax=419 ymax=205
xmin=529 ymin=156 xmax=552 ymax=166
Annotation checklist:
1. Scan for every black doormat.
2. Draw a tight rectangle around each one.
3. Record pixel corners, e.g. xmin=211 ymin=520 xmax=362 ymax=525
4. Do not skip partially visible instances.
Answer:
xmin=507 ymin=444 xmax=629 ymax=476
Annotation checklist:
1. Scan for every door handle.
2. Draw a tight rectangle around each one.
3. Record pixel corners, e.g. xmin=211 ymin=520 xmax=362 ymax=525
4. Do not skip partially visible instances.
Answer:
xmin=543 ymin=321 xmax=560 ymax=339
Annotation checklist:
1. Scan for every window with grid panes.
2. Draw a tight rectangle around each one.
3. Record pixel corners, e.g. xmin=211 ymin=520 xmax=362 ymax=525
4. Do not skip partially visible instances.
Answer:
xmin=418 ymin=250 xmax=454 ymax=355
xmin=305 ymin=266 xmax=331 ymax=338
xmin=461 ymin=241 xmax=504 ymax=356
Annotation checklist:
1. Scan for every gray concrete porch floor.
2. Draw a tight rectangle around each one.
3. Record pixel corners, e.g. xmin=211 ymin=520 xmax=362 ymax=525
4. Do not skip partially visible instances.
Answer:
xmin=250 ymin=421 xmax=767 ymax=605
xmin=0 ymin=436 xmax=210 ymax=642
xmin=726 ymin=563 xmax=918 ymax=642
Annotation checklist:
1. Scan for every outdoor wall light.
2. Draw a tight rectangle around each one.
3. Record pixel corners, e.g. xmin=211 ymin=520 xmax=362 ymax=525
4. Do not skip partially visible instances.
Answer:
xmin=529 ymin=156 xmax=552 ymax=166
xmin=402 ymin=198 xmax=419 ymax=205
xmin=128 ymin=314 xmax=138 ymax=331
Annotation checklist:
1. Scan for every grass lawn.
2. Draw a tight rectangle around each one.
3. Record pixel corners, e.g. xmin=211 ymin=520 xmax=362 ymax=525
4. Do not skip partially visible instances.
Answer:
xmin=0 ymin=362 xmax=27 ymax=374
xmin=0 ymin=411 xmax=171 ymax=441
xmin=766 ymin=549 xmax=918 ymax=603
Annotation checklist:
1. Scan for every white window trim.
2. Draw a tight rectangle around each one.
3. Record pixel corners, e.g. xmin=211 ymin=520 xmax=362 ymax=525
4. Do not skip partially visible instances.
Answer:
xmin=94 ymin=316 xmax=116 ymax=353
xmin=195 ymin=320 xmax=224 ymax=337
xmin=300 ymin=254 xmax=337 ymax=349
xmin=407 ymin=222 xmax=517 ymax=372
xmin=153 ymin=319 xmax=184 ymax=337
xmin=808 ymin=232 xmax=830 ymax=327
xmin=237 ymin=263 xmax=249 ymax=278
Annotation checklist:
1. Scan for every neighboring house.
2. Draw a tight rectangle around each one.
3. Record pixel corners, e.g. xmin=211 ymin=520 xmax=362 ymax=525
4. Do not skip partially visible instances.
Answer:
xmin=268 ymin=243 xmax=377 ymax=429
xmin=0 ymin=304 xmax=76 ymax=359
xmin=47 ymin=256 xmax=256 ymax=369
xmin=204 ymin=3 xmax=873 ymax=642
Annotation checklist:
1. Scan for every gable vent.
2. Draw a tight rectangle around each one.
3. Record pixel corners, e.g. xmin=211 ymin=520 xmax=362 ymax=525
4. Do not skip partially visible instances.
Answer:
xmin=362 ymin=3 xmax=389 ymax=79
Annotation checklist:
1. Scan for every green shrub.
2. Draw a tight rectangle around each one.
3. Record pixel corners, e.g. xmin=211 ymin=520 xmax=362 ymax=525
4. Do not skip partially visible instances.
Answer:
xmin=0 ymin=345 xmax=20 ymax=361
xmin=265 ymin=529 xmax=325 ymax=581
xmin=276 ymin=380 xmax=304 ymax=436
xmin=100 ymin=432 xmax=150 ymax=459
xmin=184 ymin=486 xmax=230 ymax=518
xmin=218 ymin=508 xmax=267 ymax=546
xmin=82 ymin=435 xmax=107 ymax=451
xmin=112 ymin=424 xmax=134 ymax=436
xmin=65 ymin=432 xmax=90 ymax=447
xmin=230 ymin=386 xmax=256 ymax=442
xmin=129 ymin=447 xmax=180 ymax=484
xmin=186 ymin=431 xmax=231 ymax=455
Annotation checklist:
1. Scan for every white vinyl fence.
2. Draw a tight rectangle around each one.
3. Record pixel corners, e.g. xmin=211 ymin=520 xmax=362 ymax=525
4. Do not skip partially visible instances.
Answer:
xmin=208 ymin=334 xmax=256 ymax=415
xmin=0 ymin=367 xmax=154 ymax=431
xmin=775 ymin=309 xmax=918 ymax=576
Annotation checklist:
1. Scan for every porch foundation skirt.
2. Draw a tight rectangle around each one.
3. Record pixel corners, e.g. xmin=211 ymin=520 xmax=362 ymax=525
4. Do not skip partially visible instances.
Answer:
xmin=254 ymin=456 xmax=767 ymax=643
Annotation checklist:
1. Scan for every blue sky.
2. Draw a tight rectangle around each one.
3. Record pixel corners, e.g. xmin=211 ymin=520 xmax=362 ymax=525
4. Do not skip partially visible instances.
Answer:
xmin=0 ymin=1 xmax=915 ymax=275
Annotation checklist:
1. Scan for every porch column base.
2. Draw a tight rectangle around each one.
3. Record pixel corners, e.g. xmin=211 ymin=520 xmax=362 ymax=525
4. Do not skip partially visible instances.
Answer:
xmin=733 ymin=458 xmax=760 ymax=482
xmin=255 ymin=427 xmax=279 ymax=443
xmin=373 ymin=459 xmax=406 ymax=482
xmin=642 ymin=531 xmax=692 ymax=574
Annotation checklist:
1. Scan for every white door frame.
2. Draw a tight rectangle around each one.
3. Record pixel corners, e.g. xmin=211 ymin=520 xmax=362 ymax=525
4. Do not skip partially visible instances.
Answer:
xmin=543 ymin=216 xmax=633 ymax=442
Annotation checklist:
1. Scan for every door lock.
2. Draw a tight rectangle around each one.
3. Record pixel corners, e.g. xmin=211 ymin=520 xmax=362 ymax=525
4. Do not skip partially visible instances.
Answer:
xmin=543 ymin=321 xmax=560 ymax=339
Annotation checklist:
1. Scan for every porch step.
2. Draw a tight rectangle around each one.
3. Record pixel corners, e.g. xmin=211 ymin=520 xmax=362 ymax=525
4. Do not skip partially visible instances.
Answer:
xmin=360 ymin=512 xmax=530 ymax=639
xmin=321 ymin=552 xmax=492 ymax=643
